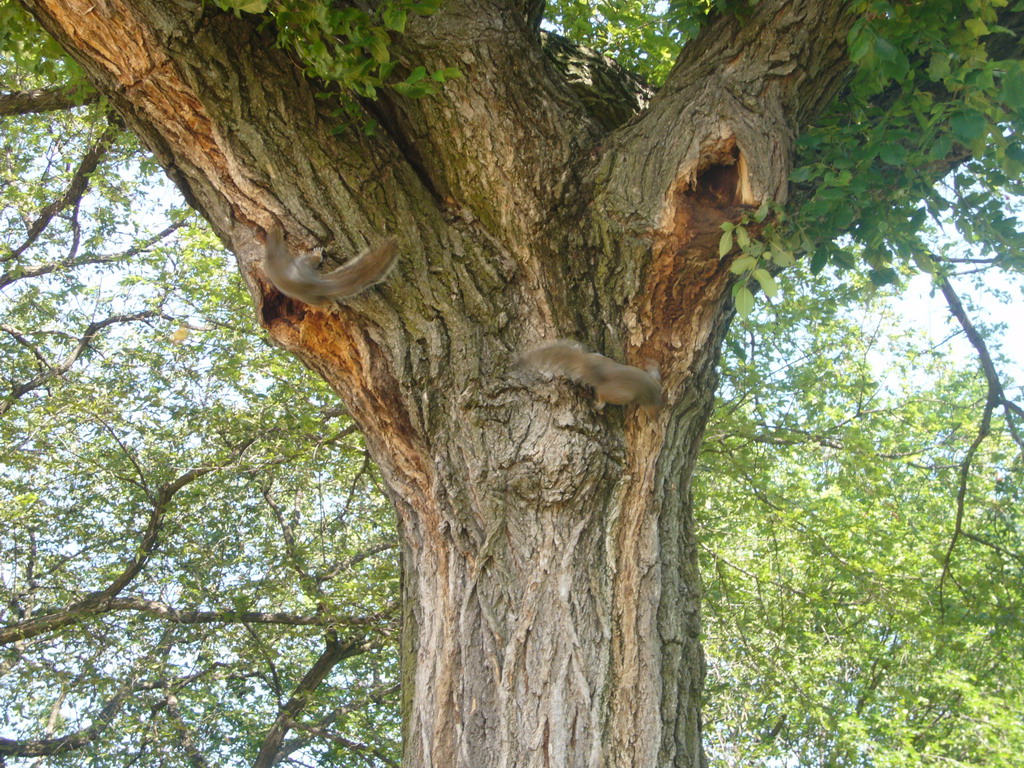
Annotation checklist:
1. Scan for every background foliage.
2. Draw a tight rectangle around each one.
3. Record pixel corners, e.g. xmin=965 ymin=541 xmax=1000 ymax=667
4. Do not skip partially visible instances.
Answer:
xmin=699 ymin=274 xmax=1023 ymax=767
xmin=2 ymin=0 xmax=1022 ymax=766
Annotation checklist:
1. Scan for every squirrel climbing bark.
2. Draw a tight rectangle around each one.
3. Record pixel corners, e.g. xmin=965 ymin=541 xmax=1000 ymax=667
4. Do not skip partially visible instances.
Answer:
xmin=525 ymin=342 xmax=663 ymax=412
xmin=263 ymin=224 xmax=398 ymax=306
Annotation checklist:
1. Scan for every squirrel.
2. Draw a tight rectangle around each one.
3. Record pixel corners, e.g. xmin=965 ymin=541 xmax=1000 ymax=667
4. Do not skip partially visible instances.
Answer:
xmin=525 ymin=341 xmax=663 ymax=412
xmin=263 ymin=224 xmax=398 ymax=306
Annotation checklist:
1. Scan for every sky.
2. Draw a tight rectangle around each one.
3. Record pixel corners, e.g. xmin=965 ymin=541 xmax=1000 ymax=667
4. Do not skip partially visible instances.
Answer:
xmin=904 ymin=267 xmax=1023 ymax=389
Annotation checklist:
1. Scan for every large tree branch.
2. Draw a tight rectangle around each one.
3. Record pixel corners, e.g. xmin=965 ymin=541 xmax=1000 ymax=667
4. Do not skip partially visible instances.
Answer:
xmin=598 ymin=0 xmax=853 ymax=222
xmin=540 ymin=31 xmax=652 ymax=132
xmin=0 ymin=465 xmax=213 ymax=645
xmin=19 ymin=0 xmax=423 ymax=261
xmin=0 ymin=221 xmax=185 ymax=290
xmin=0 ymin=85 xmax=99 ymax=116
xmin=558 ymin=0 xmax=855 ymax=393
xmin=375 ymin=0 xmax=597 ymax=242
xmin=0 ymin=311 xmax=159 ymax=416
xmin=99 ymin=598 xmax=323 ymax=626
xmin=937 ymin=274 xmax=1024 ymax=602
xmin=0 ymin=629 xmax=175 ymax=757
xmin=5 ymin=120 xmax=120 ymax=261
xmin=525 ymin=0 xmax=545 ymax=33
xmin=162 ymin=691 xmax=212 ymax=768
xmin=253 ymin=632 xmax=377 ymax=768
xmin=93 ymin=595 xmax=398 ymax=628
xmin=0 ymin=681 xmax=136 ymax=757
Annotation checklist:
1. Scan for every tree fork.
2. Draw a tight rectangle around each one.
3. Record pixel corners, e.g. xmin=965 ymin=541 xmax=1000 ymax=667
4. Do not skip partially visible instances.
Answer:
xmin=19 ymin=1 xmax=855 ymax=765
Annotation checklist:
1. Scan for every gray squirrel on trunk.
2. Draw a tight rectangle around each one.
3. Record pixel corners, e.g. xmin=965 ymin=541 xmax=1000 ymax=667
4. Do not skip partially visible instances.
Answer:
xmin=263 ymin=224 xmax=397 ymax=306
xmin=525 ymin=342 xmax=663 ymax=412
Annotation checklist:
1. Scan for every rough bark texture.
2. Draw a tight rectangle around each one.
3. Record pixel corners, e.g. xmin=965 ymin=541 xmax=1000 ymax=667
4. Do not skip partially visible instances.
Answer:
xmin=18 ymin=1 xmax=854 ymax=765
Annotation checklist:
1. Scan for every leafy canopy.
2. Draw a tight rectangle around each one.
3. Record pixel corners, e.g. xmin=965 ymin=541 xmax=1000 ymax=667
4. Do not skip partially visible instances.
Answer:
xmin=1 ymin=1 xmax=1022 ymax=766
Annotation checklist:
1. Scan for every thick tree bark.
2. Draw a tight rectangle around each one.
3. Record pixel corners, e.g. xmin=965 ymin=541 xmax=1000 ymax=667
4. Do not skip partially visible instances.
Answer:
xmin=19 ymin=1 xmax=853 ymax=765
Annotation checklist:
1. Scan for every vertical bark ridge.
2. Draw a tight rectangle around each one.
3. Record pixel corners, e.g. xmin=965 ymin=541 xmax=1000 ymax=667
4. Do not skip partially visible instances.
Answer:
xmin=654 ymin=303 xmax=734 ymax=767
xmin=606 ymin=419 xmax=668 ymax=766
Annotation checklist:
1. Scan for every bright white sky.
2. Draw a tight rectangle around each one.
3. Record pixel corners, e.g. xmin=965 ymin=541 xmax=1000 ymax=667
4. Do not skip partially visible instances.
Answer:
xmin=903 ymin=270 xmax=1023 ymax=389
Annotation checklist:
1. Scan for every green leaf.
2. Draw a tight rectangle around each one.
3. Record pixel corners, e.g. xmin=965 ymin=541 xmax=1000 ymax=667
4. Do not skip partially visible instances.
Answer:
xmin=873 ymin=35 xmax=899 ymax=62
xmin=1001 ymin=63 xmax=1024 ymax=110
xmin=719 ymin=229 xmax=734 ymax=258
xmin=1006 ymin=143 xmax=1024 ymax=164
xmin=431 ymin=67 xmax=456 ymax=82
xmin=810 ymin=249 xmax=830 ymax=274
xmin=879 ymin=50 xmax=910 ymax=83
xmin=950 ymin=109 xmax=987 ymax=143
xmin=964 ymin=18 xmax=989 ymax=38
xmin=790 ymin=165 xmax=813 ymax=183
xmin=928 ymin=52 xmax=951 ymax=81
xmin=879 ymin=143 xmax=908 ymax=166
xmin=729 ymin=256 xmax=757 ymax=275
xmin=382 ymin=7 xmax=408 ymax=32
xmin=847 ymin=23 xmax=874 ymax=63
xmin=868 ymin=267 xmax=899 ymax=286
xmin=965 ymin=65 xmax=995 ymax=92
xmin=406 ymin=2 xmax=441 ymax=15
xmin=752 ymin=269 xmax=779 ymax=298
xmin=912 ymin=253 xmax=935 ymax=273
xmin=754 ymin=200 xmax=770 ymax=223
xmin=771 ymin=250 xmax=796 ymax=268
xmin=736 ymin=226 xmax=750 ymax=249
xmin=391 ymin=81 xmax=433 ymax=97
xmin=833 ymin=205 xmax=855 ymax=229
xmin=368 ymin=31 xmax=390 ymax=64
xmin=734 ymin=286 xmax=755 ymax=317
xmin=221 ymin=0 xmax=267 ymax=13
xmin=929 ymin=134 xmax=952 ymax=160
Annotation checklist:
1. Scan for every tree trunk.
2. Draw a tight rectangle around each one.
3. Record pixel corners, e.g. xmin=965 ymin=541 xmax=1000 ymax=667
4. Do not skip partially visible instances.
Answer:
xmin=20 ymin=1 xmax=853 ymax=765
